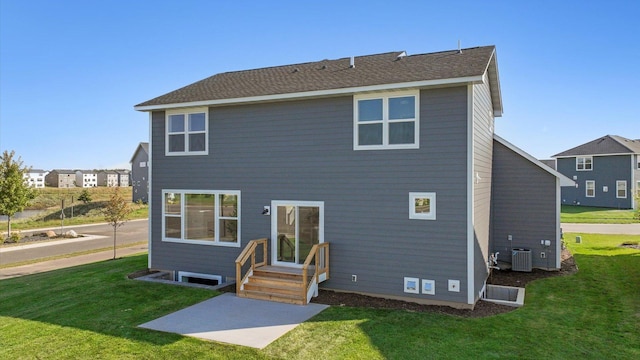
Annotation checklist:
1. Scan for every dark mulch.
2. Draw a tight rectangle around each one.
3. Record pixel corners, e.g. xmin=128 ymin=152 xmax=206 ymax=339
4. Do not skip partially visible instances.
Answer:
xmin=310 ymin=248 xmax=578 ymax=318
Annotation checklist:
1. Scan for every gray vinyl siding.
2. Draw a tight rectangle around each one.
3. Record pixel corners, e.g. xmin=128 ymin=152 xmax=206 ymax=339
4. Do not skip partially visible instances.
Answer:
xmin=472 ymin=80 xmax=494 ymax=300
xmin=491 ymin=140 xmax=559 ymax=269
xmin=150 ymin=86 xmax=471 ymax=304
xmin=557 ymin=155 xmax=633 ymax=209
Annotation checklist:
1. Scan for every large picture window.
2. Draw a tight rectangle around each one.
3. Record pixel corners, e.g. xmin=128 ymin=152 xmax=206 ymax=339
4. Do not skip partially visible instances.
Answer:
xmin=166 ymin=107 xmax=208 ymax=155
xmin=162 ymin=190 xmax=240 ymax=246
xmin=354 ymin=91 xmax=419 ymax=150
xmin=576 ymin=156 xmax=592 ymax=171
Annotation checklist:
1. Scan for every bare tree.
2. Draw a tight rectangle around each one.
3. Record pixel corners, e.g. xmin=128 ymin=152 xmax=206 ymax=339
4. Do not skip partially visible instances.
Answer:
xmin=0 ymin=151 xmax=35 ymax=238
xmin=101 ymin=187 xmax=132 ymax=259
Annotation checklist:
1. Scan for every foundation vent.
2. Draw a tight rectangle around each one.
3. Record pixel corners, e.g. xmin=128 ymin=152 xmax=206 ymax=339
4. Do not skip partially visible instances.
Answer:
xmin=512 ymin=249 xmax=532 ymax=272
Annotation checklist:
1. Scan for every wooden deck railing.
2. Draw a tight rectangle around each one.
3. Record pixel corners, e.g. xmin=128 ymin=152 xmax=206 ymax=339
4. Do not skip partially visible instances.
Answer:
xmin=301 ymin=242 xmax=330 ymax=303
xmin=234 ymin=238 xmax=268 ymax=294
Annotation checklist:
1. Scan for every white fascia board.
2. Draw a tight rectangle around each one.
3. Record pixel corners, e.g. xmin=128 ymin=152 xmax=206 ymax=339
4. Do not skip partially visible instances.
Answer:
xmin=494 ymin=134 xmax=575 ymax=187
xmin=134 ymin=75 xmax=484 ymax=112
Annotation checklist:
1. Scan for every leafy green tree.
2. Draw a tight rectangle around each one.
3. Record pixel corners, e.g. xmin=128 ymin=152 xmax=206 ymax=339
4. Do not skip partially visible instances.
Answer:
xmin=101 ymin=187 xmax=132 ymax=259
xmin=78 ymin=188 xmax=92 ymax=203
xmin=0 ymin=151 xmax=35 ymax=238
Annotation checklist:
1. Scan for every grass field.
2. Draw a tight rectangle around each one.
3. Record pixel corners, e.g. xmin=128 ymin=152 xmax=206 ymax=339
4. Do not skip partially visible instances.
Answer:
xmin=1 ymin=233 xmax=638 ymax=359
xmin=7 ymin=187 xmax=148 ymax=232
xmin=561 ymin=205 xmax=638 ymax=224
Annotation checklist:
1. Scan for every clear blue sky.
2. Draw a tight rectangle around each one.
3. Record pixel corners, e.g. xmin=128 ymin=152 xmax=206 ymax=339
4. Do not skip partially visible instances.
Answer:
xmin=1 ymin=0 xmax=638 ymax=170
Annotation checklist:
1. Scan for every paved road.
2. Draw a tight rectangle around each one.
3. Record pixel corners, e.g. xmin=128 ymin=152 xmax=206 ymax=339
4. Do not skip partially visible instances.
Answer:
xmin=562 ymin=223 xmax=640 ymax=235
xmin=0 ymin=219 xmax=148 ymax=266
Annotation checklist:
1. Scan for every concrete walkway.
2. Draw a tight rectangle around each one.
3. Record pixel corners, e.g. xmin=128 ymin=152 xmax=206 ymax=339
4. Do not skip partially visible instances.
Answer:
xmin=139 ymin=293 xmax=328 ymax=349
xmin=562 ymin=223 xmax=640 ymax=235
xmin=0 ymin=243 xmax=148 ymax=280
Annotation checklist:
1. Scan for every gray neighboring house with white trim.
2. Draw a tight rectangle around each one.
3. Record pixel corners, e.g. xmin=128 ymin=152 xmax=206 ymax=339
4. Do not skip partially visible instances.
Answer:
xmin=97 ymin=170 xmax=119 ymax=187
xmin=45 ymin=169 xmax=76 ymax=188
xmin=130 ymin=142 xmax=149 ymax=203
xmin=134 ymin=46 xmax=572 ymax=309
xmin=553 ymin=135 xmax=640 ymax=209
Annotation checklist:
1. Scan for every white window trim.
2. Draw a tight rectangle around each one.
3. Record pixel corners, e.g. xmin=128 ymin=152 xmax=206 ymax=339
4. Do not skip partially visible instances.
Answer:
xmin=409 ymin=192 xmax=436 ymax=220
xmin=165 ymin=107 xmax=209 ymax=156
xmin=616 ymin=180 xmax=627 ymax=199
xmin=162 ymin=189 xmax=240 ymax=247
xmin=576 ymin=156 xmax=593 ymax=171
xmin=353 ymin=90 xmax=420 ymax=150
xmin=585 ymin=180 xmax=595 ymax=198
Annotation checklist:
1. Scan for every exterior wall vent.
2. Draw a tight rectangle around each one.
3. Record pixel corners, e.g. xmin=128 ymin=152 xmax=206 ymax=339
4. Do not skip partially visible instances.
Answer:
xmin=512 ymin=249 xmax=532 ymax=272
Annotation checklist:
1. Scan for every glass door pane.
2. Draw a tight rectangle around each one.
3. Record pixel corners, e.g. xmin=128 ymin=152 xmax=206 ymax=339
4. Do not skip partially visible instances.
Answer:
xmin=276 ymin=205 xmax=296 ymax=263
xmin=297 ymin=206 xmax=319 ymax=264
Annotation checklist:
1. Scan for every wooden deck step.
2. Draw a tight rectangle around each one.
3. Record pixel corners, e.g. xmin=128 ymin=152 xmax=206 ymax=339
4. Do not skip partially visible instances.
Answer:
xmin=239 ymin=289 xmax=305 ymax=305
xmin=239 ymin=265 xmax=310 ymax=305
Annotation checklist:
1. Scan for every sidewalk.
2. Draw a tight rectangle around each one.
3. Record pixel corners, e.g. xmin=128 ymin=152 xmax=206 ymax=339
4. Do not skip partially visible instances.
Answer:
xmin=0 ymin=243 xmax=148 ymax=280
xmin=561 ymin=223 xmax=640 ymax=235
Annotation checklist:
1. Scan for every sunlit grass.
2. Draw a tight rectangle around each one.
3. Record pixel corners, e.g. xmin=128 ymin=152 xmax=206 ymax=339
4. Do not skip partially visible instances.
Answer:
xmin=1 ymin=234 xmax=638 ymax=359
xmin=561 ymin=205 xmax=637 ymax=224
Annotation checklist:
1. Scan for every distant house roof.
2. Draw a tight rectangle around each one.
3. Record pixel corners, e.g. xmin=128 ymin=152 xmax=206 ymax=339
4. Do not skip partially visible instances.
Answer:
xmin=539 ymin=159 xmax=556 ymax=170
xmin=553 ymin=135 xmax=640 ymax=157
xmin=135 ymin=46 xmax=502 ymax=116
xmin=51 ymin=169 xmax=75 ymax=174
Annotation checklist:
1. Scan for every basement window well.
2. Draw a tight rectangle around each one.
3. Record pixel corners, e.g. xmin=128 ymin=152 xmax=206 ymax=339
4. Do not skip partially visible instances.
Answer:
xmin=177 ymin=271 xmax=223 ymax=286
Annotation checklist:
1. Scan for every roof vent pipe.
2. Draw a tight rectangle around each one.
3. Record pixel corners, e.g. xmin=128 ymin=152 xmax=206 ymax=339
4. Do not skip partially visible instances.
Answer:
xmin=458 ymin=40 xmax=462 ymax=54
xmin=350 ymin=56 xmax=355 ymax=68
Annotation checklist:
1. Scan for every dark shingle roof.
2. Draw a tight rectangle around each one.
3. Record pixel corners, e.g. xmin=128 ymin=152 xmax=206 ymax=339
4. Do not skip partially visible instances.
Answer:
xmin=553 ymin=135 xmax=640 ymax=157
xmin=135 ymin=46 xmax=500 ymax=112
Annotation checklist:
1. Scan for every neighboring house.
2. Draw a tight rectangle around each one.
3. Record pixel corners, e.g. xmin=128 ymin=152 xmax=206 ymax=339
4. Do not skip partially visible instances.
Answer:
xmin=116 ymin=170 xmax=131 ymax=187
xmin=553 ymin=135 xmax=640 ymax=209
xmin=539 ymin=159 xmax=556 ymax=170
xmin=45 ymin=169 xmax=76 ymax=188
xmin=97 ymin=170 xmax=119 ymax=187
xmin=134 ymin=46 xmax=572 ymax=309
xmin=75 ymin=170 xmax=98 ymax=188
xmin=24 ymin=169 xmax=47 ymax=188
xmin=130 ymin=142 xmax=149 ymax=203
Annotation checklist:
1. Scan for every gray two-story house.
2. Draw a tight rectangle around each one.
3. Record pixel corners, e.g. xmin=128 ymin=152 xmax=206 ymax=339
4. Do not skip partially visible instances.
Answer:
xmin=135 ymin=46 xmax=571 ymax=309
xmin=553 ymin=135 xmax=640 ymax=209
xmin=130 ymin=142 xmax=149 ymax=203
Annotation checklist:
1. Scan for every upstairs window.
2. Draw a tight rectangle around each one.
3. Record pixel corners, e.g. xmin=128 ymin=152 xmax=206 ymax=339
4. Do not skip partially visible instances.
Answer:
xmin=354 ymin=91 xmax=419 ymax=150
xmin=576 ymin=156 xmax=592 ymax=171
xmin=166 ymin=107 xmax=208 ymax=155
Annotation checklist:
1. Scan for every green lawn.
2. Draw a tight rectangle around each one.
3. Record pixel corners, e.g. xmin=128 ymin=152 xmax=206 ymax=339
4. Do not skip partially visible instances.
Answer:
xmin=561 ymin=204 xmax=638 ymax=224
xmin=1 ymin=234 xmax=638 ymax=359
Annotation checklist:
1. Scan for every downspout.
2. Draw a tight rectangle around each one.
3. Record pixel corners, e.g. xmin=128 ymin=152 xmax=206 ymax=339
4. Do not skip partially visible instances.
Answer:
xmin=147 ymin=112 xmax=153 ymax=269
xmin=466 ymin=85 xmax=475 ymax=305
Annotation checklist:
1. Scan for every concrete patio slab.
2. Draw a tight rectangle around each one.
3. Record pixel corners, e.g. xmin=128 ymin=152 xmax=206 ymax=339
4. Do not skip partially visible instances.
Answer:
xmin=139 ymin=293 xmax=329 ymax=349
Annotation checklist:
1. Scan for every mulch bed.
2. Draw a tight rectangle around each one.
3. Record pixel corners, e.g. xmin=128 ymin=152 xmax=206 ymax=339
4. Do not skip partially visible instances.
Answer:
xmin=310 ymin=248 xmax=578 ymax=318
